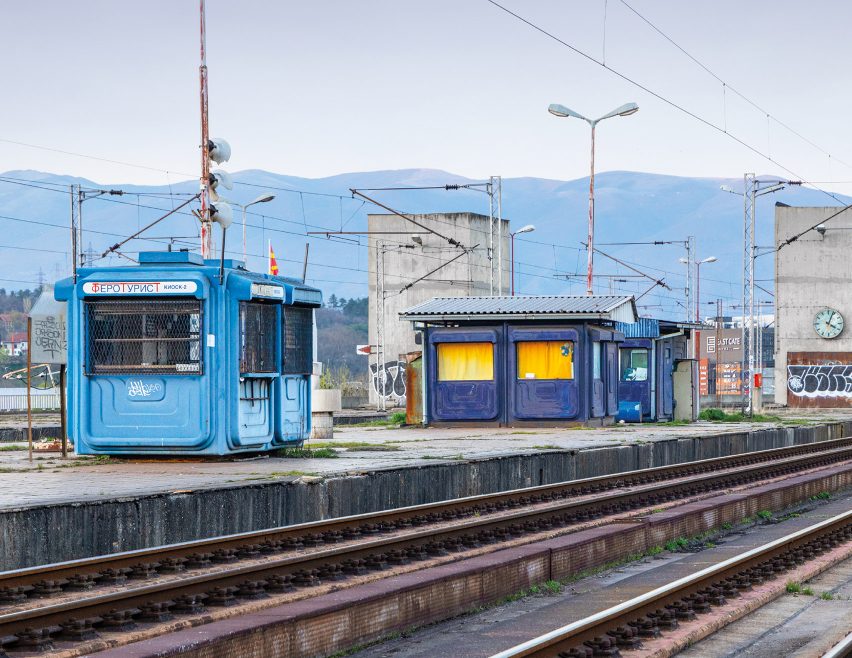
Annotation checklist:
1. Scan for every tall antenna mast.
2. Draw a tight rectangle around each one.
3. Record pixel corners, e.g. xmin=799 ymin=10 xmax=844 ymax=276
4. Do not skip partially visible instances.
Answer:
xmin=199 ymin=0 xmax=212 ymax=258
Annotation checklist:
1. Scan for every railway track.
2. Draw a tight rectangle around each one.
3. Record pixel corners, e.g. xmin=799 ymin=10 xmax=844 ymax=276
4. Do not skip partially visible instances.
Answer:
xmin=2 ymin=438 xmax=852 ymax=655
xmin=490 ymin=507 xmax=852 ymax=658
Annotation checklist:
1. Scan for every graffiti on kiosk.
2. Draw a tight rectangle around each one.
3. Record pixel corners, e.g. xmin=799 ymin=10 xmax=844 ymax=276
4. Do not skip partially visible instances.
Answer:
xmin=370 ymin=360 xmax=406 ymax=404
xmin=127 ymin=380 xmax=163 ymax=397
xmin=787 ymin=363 xmax=852 ymax=398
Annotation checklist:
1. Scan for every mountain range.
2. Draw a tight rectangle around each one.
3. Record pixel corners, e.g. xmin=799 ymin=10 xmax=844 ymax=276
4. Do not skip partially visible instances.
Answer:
xmin=1 ymin=168 xmax=846 ymax=319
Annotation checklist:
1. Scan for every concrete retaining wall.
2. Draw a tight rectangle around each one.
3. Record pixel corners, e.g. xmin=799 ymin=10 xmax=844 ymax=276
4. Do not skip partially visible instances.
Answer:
xmin=2 ymin=421 xmax=851 ymax=570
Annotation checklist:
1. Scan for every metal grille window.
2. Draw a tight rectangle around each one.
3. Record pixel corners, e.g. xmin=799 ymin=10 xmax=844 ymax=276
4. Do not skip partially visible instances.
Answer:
xmin=283 ymin=306 xmax=313 ymax=375
xmin=239 ymin=302 xmax=278 ymax=373
xmin=86 ymin=299 xmax=202 ymax=375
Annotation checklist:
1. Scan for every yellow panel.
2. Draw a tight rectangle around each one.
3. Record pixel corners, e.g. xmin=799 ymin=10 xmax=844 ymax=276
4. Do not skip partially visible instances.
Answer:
xmin=517 ymin=341 xmax=574 ymax=380
xmin=437 ymin=342 xmax=494 ymax=381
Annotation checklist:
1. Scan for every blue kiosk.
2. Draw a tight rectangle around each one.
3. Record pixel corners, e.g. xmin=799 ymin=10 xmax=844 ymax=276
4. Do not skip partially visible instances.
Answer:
xmin=401 ymin=295 xmax=638 ymax=427
xmin=55 ymin=251 xmax=322 ymax=456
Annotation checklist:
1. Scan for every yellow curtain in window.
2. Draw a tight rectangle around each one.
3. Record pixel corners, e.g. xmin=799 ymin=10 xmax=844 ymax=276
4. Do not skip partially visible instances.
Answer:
xmin=517 ymin=341 xmax=574 ymax=380
xmin=437 ymin=342 xmax=494 ymax=381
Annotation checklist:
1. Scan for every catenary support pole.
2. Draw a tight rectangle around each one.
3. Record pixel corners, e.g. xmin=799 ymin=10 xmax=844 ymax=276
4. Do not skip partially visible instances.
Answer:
xmin=26 ymin=317 xmax=32 ymax=463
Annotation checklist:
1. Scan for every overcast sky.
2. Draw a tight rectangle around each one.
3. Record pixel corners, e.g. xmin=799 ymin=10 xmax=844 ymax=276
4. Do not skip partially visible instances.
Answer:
xmin=3 ymin=0 xmax=852 ymax=195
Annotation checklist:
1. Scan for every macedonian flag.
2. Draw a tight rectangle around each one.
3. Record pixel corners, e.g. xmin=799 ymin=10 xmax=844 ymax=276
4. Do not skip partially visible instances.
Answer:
xmin=268 ymin=242 xmax=279 ymax=275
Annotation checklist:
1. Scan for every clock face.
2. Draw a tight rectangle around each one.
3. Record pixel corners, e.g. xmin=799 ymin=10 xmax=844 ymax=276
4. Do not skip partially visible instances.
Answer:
xmin=814 ymin=308 xmax=844 ymax=339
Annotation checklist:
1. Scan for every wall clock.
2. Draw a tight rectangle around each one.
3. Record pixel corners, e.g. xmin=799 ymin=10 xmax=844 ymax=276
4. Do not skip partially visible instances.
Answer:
xmin=814 ymin=307 xmax=844 ymax=339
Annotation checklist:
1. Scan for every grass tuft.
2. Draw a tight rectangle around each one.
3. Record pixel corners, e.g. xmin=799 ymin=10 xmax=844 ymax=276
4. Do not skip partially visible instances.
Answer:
xmin=699 ymin=408 xmax=781 ymax=423
xmin=274 ymin=447 xmax=338 ymax=459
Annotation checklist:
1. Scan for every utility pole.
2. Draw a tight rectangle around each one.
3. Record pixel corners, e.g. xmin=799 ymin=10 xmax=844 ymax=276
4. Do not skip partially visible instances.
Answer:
xmin=715 ymin=298 xmax=722 ymax=408
xmin=198 ymin=0 xmax=212 ymax=258
xmin=740 ymin=175 xmax=791 ymax=415
xmin=69 ymin=185 xmax=78 ymax=283
xmin=684 ymin=236 xmax=694 ymax=323
xmin=742 ymin=173 xmax=755 ymax=415
xmin=487 ymin=176 xmax=503 ymax=295
xmin=374 ymin=241 xmax=386 ymax=411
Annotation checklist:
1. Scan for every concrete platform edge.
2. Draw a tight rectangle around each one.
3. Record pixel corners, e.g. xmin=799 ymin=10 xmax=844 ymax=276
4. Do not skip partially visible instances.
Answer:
xmin=2 ymin=421 xmax=850 ymax=570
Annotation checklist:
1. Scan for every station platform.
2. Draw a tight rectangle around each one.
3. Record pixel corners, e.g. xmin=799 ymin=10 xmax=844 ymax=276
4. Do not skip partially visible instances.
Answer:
xmin=2 ymin=410 xmax=851 ymax=570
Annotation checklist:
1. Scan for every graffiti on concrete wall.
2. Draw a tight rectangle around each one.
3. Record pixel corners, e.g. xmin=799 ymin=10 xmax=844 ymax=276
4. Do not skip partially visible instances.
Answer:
xmin=787 ymin=363 xmax=852 ymax=398
xmin=370 ymin=360 xmax=407 ymax=405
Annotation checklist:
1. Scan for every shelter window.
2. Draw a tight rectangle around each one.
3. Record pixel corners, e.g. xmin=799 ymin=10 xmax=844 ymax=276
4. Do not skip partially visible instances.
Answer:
xmin=240 ymin=302 xmax=278 ymax=374
xmin=283 ymin=306 xmax=313 ymax=375
xmin=437 ymin=342 xmax=494 ymax=381
xmin=86 ymin=298 xmax=202 ymax=375
xmin=593 ymin=342 xmax=602 ymax=379
xmin=620 ymin=348 xmax=649 ymax=382
xmin=516 ymin=341 xmax=574 ymax=380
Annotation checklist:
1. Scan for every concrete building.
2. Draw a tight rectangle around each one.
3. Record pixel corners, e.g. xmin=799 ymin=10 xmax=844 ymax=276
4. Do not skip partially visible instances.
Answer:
xmin=775 ymin=204 xmax=852 ymax=407
xmin=367 ymin=212 xmax=509 ymax=407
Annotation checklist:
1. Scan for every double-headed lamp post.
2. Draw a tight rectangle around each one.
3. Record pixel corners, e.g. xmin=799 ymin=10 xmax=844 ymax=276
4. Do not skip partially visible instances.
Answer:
xmin=240 ymin=194 xmax=275 ymax=264
xmin=548 ymin=101 xmax=639 ymax=296
xmin=680 ymin=255 xmax=717 ymax=322
xmin=510 ymin=224 xmax=535 ymax=296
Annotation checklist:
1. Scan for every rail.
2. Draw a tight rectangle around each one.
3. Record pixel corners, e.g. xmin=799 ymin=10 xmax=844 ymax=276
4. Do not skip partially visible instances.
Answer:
xmin=491 ymin=508 xmax=852 ymax=657
xmin=2 ymin=438 xmax=852 ymax=650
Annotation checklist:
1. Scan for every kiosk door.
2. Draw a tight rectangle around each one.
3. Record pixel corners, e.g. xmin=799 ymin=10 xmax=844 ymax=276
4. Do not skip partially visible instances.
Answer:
xmin=509 ymin=327 xmax=579 ymax=420
xmin=618 ymin=339 xmax=652 ymax=419
xmin=236 ymin=301 xmax=278 ymax=447
xmin=430 ymin=329 xmax=500 ymax=422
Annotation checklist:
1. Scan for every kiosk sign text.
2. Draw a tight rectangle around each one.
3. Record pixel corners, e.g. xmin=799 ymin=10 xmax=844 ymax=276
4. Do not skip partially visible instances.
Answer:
xmin=83 ymin=281 xmax=198 ymax=295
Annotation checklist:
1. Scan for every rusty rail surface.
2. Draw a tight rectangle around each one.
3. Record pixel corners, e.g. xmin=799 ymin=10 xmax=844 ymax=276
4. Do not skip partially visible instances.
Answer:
xmin=491 ymin=508 xmax=852 ymax=658
xmin=2 ymin=438 xmax=852 ymax=652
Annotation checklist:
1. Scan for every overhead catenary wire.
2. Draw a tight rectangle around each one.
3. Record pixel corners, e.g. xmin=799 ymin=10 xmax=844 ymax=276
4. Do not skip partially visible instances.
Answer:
xmin=0 ymin=169 xmax=736 ymax=309
xmin=617 ymin=0 xmax=852 ymax=174
xmin=484 ymin=0 xmax=847 ymax=208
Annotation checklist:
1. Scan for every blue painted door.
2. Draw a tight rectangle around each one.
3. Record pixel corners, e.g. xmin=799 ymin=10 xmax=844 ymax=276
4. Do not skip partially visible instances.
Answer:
xmin=281 ymin=375 xmax=307 ymax=441
xmin=509 ymin=327 xmax=580 ymax=420
xmin=429 ymin=328 xmax=501 ymax=422
xmin=656 ymin=338 xmax=675 ymax=419
xmin=618 ymin=339 xmax=652 ymax=419
xmin=591 ymin=341 xmax=605 ymax=417
xmin=606 ymin=342 xmax=619 ymax=416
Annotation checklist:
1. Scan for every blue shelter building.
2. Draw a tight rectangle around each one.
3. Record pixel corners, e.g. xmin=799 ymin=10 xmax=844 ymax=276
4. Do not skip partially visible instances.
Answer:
xmin=55 ymin=251 xmax=322 ymax=456
xmin=614 ymin=318 xmax=699 ymax=422
xmin=400 ymin=295 xmax=638 ymax=427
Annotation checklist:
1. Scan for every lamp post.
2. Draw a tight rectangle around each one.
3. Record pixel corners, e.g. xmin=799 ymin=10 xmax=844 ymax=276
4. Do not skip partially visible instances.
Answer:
xmin=694 ymin=256 xmax=717 ymax=323
xmin=548 ymin=101 xmax=639 ymax=296
xmin=239 ymin=194 xmax=275 ymax=264
xmin=681 ymin=256 xmax=717 ymax=321
xmin=510 ymin=224 xmax=535 ymax=296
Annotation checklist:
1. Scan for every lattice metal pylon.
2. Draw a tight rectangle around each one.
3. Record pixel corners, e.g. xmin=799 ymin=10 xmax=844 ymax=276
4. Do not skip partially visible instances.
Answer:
xmin=742 ymin=173 xmax=756 ymax=414
xmin=487 ymin=176 xmax=503 ymax=295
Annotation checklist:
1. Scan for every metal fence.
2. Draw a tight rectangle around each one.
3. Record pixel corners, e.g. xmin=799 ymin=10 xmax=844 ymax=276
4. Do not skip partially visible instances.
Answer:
xmin=0 ymin=388 xmax=60 ymax=412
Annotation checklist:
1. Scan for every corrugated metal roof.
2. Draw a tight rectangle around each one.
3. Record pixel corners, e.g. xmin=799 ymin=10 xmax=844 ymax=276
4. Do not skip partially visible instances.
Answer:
xmin=400 ymin=295 xmax=637 ymax=323
xmin=615 ymin=318 xmax=661 ymax=338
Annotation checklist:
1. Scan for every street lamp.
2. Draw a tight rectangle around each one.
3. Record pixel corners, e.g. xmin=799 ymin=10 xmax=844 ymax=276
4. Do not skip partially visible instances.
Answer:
xmin=548 ymin=101 xmax=639 ymax=296
xmin=680 ymin=255 xmax=717 ymax=321
xmin=695 ymin=256 xmax=717 ymax=322
xmin=510 ymin=224 xmax=535 ymax=296
xmin=239 ymin=194 xmax=275 ymax=264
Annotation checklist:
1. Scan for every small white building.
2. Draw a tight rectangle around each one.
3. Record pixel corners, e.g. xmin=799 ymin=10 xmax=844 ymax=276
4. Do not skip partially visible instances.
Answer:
xmin=1 ymin=332 xmax=28 ymax=356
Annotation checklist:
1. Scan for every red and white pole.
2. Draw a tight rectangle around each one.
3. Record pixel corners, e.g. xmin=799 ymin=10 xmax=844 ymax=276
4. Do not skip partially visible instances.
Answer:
xmin=199 ymin=0 xmax=212 ymax=258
